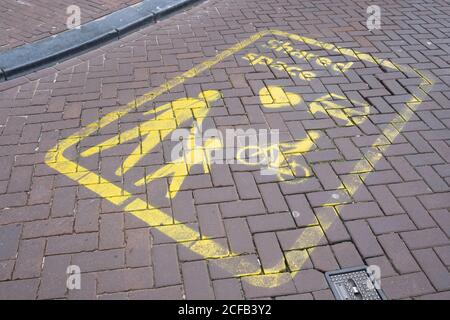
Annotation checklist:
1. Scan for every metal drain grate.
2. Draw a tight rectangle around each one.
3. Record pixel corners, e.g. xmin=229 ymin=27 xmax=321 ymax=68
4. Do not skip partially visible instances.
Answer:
xmin=325 ymin=266 xmax=387 ymax=300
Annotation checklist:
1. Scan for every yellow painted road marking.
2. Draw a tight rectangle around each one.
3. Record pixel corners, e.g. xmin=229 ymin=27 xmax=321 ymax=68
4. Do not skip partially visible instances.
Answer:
xmin=259 ymin=86 xmax=302 ymax=109
xmin=45 ymin=29 xmax=433 ymax=289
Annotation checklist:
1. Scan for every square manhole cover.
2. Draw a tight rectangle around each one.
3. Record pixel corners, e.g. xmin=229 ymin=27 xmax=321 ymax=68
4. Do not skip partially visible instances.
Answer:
xmin=325 ymin=266 xmax=387 ymax=300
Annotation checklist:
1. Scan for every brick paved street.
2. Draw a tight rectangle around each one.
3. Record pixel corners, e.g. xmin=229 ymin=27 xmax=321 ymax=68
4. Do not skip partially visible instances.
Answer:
xmin=0 ymin=0 xmax=140 ymax=52
xmin=1 ymin=0 xmax=450 ymax=300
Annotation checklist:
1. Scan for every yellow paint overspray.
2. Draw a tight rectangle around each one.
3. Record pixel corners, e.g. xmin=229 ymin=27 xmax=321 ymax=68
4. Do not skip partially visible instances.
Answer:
xmin=44 ymin=30 xmax=433 ymax=290
xmin=259 ymin=85 xmax=302 ymax=108
xmin=309 ymin=93 xmax=372 ymax=126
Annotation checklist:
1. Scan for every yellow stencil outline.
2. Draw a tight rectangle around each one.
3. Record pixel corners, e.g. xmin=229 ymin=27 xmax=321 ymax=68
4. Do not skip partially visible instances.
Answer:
xmin=45 ymin=29 xmax=433 ymax=290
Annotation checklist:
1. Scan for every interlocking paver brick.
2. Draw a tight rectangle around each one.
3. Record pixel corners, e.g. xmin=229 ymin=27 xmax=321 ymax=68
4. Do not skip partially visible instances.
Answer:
xmin=365 ymin=256 xmax=397 ymax=278
xmin=182 ymin=260 xmax=215 ymax=300
xmin=304 ymin=149 xmax=342 ymax=163
xmin=360 ymin=170 xmax=402 ymax=186
xmin=341 ymin=174 xmax=374 ymax=202
xmin=0 ymin=192 xmax=27 ymax=210
xmin=13 ymin=238 xmax=45 ymax=279
xmin=346 ymin=220 xmax=383 ymax=258
xmin=68 ymin=273 xmax=97 ymax=300
xmin=401 ymin=228 xmax=450 ymax=250
xmin=369 ymin=185 xmax=405 ymax=215
xmin=99 ymin=213 xmax=125 ymax=250
xmin=233 ymin=172 xmax=260 ymax=200
xmin=419 ymin=192 xmax=450 ymax=210
xmin=172 ymin=191 xmax=196 ymax=223
xmin=315 ymin=207 xmax=350 ymax=244
xmin=383 ymin=272 xmax=434 ymax=299
xmin=378 ymin=233 xmax=420 ymax=274
xmin=292 ymin=269 xmax=328 ymax=294
xmin=413 ymin=248 xmax=450 ymax=291
xmin=259 ymin=183 xmax=288 ymax=213
xmin=407 ymin=153 xmax=444 ymax=167
xmin=388 ymin=156 xmax=421 ymax=181
xmin=38 ymin=254 xmax=71 ymax=299
xmin=28 ymin=176 xmax=54 ymax=205
xmin=277 ymin=226 xmax=327 ymax=251
xmin=0 ymin=156 xmax=13 ymax=180
xmin=336 ymin=202 xmax=383 ymax=220
xmin=334 ymin=138 xmax=363 ymax=162
xmin=416 ymin=291 xmax=450 ymax=300
xmin=146 ymin=178 xmax=171 ymax=208
xmin=97 ymin=292 xmax=129 ymax=300
xmin=242 ymin=273 xmax=297 ymax=299
xmin=209 ymin=255 xmax=260 ymax=280
xmin=219 ymin=199 xmax=266 ymax=218
xmin=128 ymin=285 xmax=184 ymax=300
xmin=399 ymin=197 xmax=437 ymax=229
xmin=285 ymin=250 xmax=313 ymax=272
xmin=197 ymin=204 xmax=226 ymax=238
xmin=0 ymin=261 xmax=14 ymax=281
xmin=210 ymin=164 xmax=234 ymax=187
xmin=125 ymin=228 xmax=151 ymax=268
xmin=417 ymin=166 xmax=449 ymax=192
xmin=0 ymin=279 xmax=40 ymax=300
xmin=224 ymin=218 xmax=255 ymax=255
xmin=312 ymin=163 xmax=342 ymax=189
xmin=193 ymin=186 xmax=238 ymax=205
xmin=254 ymin=232 xmax=285 ymax=274
xmin=435 ymin=246 xmax=450 ymax=267
xmin=307 ymin=189 xmax=352 ymax=207
xmin=212 ymin=278 xmax=243 ymax=300
xmin=0 ymin=223 xmax=22 ymax=260
xmin=285 ymin=194 xmax=318 ymax=227
xmin=3 ymin=116 xmax=26 ymax=135
xmin=312 ymin=289 xmax=335 ymax=300
xmin=0 ymin=204 xmax=50 ymax=225
xmin=403 ymin=133 xmax=434 ymax=154
xmin=275 ymin=293 xmax=313 ymax=300
xmin=308 ymin=245 xmax=339 ymax=272
xmin=247 ymin=212 xmax=296 ymax=233
xmin=368 ymin=214 xmax=416 ymax=235
xmin=22 ymin=217 xmax=73 ymax=238
xmin=279 ymin=177 xmax=322 ymax=195
xmin=331 ymin=242 xmax=364 ymax=269
xmin=150 ymin=223 xmax=200 ymax=244
xmin=97 ymin=267 xmax=153 ymax=294
xmin=75 ymin=199 xmax=100 ymax=233
xmin=72 ymin=249 xmax=125 ymax=273
xmin=152 ymin=244 xmax=181 ymax=287
xmin=7 ymin=166 xmax=33 ymax=193
xmin=380 ymin=143 xmax=417 ymax=157
xmin=51 ymin=186 xmax=77 ymax=217
xmin=430 ymin=140 xmax=450 ymax=163
xmin=46 ymin=232 xmax=98 ymax=255
xmin=178 ymin=238 xmax=229 ymax=262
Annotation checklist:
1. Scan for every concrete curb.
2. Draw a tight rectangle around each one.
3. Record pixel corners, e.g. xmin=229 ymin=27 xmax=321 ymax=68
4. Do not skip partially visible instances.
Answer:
xmin=0 ymin=0 xmax=202 ymax=81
